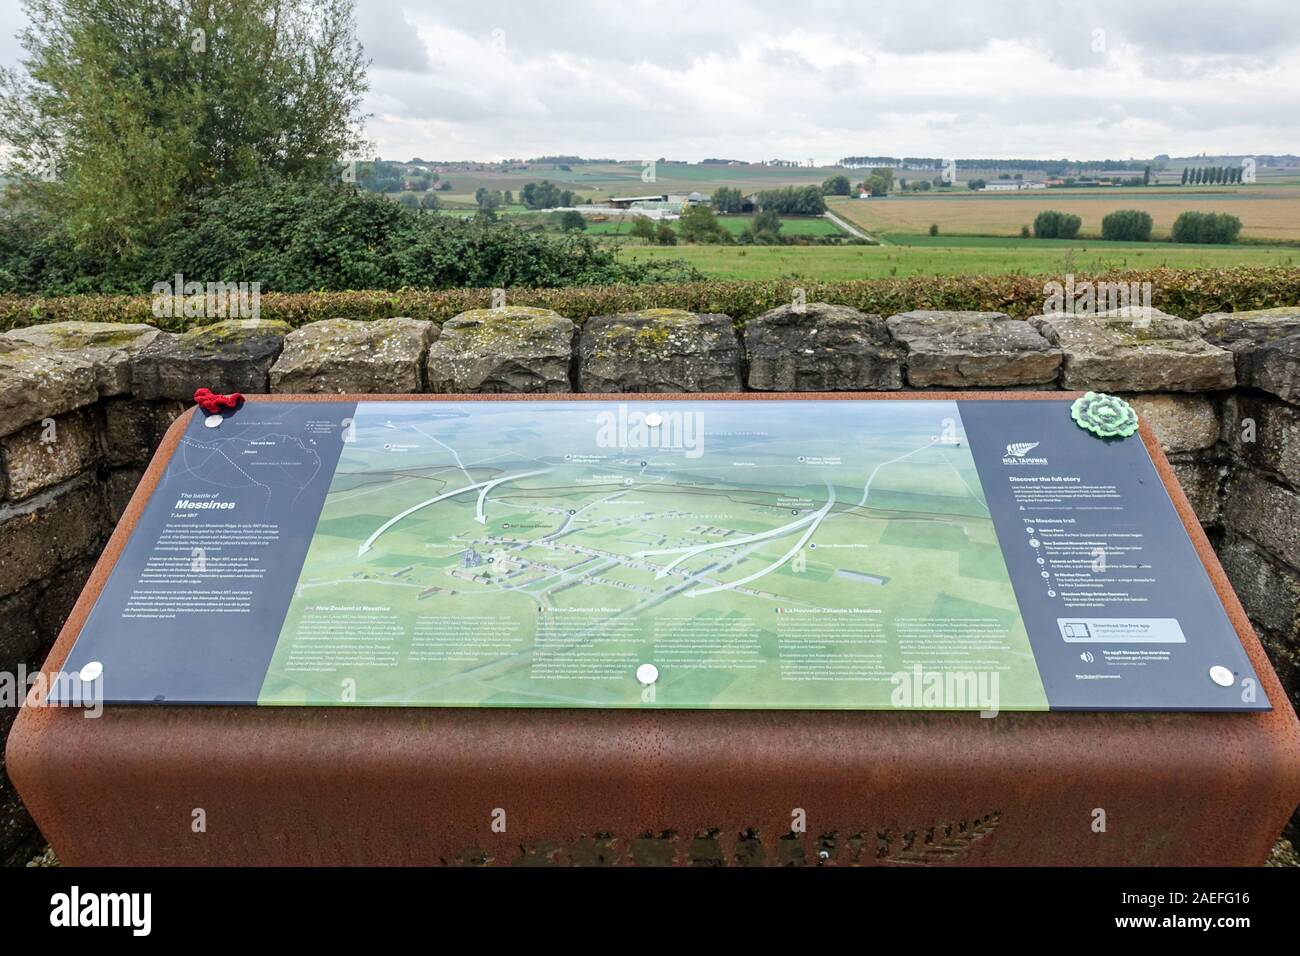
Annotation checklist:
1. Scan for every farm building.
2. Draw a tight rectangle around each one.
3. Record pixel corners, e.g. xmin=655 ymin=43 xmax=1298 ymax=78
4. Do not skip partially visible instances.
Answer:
xmin=608 ymin=194 xmax=669 ymax=209
xmin=981 ymin=180 xmax=1047 ymax=191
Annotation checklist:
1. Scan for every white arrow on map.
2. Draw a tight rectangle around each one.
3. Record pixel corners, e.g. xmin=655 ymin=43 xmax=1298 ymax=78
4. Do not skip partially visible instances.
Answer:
xmin=356 ymin=470 xmax=550 ymax=556
xmin=636 ymin=510 xmax=820 ymax=579
xmin=686 ymin=482 xmax=835 ymax=597
xmin=474 ymin=469 xmax=551 ymax=524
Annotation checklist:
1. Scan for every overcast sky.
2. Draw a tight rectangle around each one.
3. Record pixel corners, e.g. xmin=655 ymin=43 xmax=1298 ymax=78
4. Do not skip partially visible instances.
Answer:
xmin=4 ymin=0 xmax=1298 ymax=162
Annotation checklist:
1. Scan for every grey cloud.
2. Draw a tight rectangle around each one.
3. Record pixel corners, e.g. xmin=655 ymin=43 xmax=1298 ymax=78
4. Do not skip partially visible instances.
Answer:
xmin=356 ymin=1 xmax=432 ymax=72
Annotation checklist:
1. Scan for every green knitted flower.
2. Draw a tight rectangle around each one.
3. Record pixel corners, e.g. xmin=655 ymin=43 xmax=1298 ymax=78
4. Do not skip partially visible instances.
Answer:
xmin=1071 ymin=391 xmax=1139 ymax=439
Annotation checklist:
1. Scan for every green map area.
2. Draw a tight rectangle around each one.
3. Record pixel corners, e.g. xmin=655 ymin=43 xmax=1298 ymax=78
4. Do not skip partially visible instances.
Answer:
xmin=258 ymin=400 xmax=1048 ymax=709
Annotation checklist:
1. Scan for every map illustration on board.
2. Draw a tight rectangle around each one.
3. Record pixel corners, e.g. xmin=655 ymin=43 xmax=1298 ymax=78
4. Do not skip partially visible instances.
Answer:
xmin=58 ymin=396 xmax=1265 ymax=712
xmin=258 ymin=400 xmax=1047 ymax=709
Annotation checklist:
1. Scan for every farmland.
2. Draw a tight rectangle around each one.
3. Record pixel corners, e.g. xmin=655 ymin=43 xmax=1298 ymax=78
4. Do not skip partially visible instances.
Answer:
xmin=391 ymin=158 xmax=1300 ymax=281
xmin=618 ymin=235 xmax=1300 ymax=281
xmin=585 ymin=214 xmax=843 ymax=238
xmin=827 ymin=188 xmax=1300 ymax=242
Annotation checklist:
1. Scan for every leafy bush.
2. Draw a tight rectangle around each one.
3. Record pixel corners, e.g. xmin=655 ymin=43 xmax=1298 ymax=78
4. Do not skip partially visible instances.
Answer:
xmin=5 ymin=266 xmax=1297 ymax=334
xmin=1100 ymin=209 xmax=1154 ymax=241
xmin=754 ymin=185 xmax=826 ymax=216
xmin=678 ymin=205 xmax=729 ymax=244
xmin=1032 ymin=210 xmax=1082 ymax=239
xmin=1171 ymin=211 xmax=1243 ymax=244
xmin=0 ymin=178 xmax=699 ymax=295
xmin=821 ymin=175 xmax=852 ymax=196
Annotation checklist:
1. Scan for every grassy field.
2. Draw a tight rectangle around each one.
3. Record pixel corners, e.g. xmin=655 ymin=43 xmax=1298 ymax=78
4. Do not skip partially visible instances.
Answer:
xmin=388 ymin=158 xmax=1300 ymax=217
xmin=585 ymin=214 xmax=843 ymax=238
xmin=620 ymin=236 xmax=1300 ymax=281
xmin=828 ymin=188 xmax=1300 ymax=242
xmin=407 ymin=161 xmax=1300 ymax=280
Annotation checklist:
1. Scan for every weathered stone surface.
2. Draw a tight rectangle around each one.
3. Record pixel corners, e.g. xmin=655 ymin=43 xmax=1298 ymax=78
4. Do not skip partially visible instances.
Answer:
xmin=744 ymin=303 xmax=903 ymax=391
xmin=1167 ymin=455 xmax=1222 ymax=526
xmin=271 ymin=317 xmax=435 ymax=394
xmin=579 ymin=309 xmax=742 ymax=393
xmin=2 ymin=704 xmax=45 ymax=866
xmin=1123 ymin=393 xmax=1221 ymax=453
xmin=1222 ymin=470 xmax=1300 ymax=572
xmin=884 ymin=311 xmax=1061 ymax=387
xmin=1199 ymin=306 xmax=1300 ymax=327
xmin=102 ymin=398 xmax=188 ymax=467
xmin=1222 ymin=393 xmax=1300 ymax=490
xmin=1218 ymin=534 xmax=1300 ymax=645
xmin=132 ymin=319 xmax=290 ymax=400
xmin=1034 ymin=309 xmax=1235 ymax=392
xmin=1 ymin=408 xmax=101 ymax=500
xmin=3 ymin=321 xmax=159 ymax=397
xmin=106 ymin=467 xmax=146 ymax=522
xmin=427 ymin=308 xmax=572 ymax=393
xmin=0 ymin=584 xmax=42 ymax=670
xmin=0 ymin=474 xmax=107 ymax=597
xmin=0 ymin=544 xmax=85 ymax=865
xmin=1257 ymin=629 xmax=1300 ymax=719
xmin=0 ymin=344 xmax=98 ymax=439
xmin=1196 ymin=309 xmax=1300 ymax=405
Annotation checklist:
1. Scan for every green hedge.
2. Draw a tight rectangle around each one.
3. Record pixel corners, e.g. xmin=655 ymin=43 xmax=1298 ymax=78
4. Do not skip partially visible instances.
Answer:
xmin=3 ymin=266 xmax=1299 ymax=334
xmin=1171 ymin=211 xmax=1244 ymax=245
xmin=1033 ymin=210 xmax=1082 ymax=240
xmin=1100 ymin=209 xmax=1154 ymax=242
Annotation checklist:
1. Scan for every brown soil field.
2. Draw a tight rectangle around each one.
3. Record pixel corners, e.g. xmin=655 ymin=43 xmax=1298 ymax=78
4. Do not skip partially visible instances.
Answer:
xmin=831 ymin=188 xmax=1300 ymax=241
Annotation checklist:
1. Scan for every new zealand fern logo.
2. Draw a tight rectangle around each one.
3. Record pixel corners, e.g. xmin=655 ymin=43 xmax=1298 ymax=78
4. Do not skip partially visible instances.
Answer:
xmin=1003 ymin=441 xmax=1048 ymax=465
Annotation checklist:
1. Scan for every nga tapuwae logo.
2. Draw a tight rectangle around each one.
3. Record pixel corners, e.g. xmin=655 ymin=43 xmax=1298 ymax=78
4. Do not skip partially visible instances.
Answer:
xmin=1003 ymin=441 xmax=1048 ymax=465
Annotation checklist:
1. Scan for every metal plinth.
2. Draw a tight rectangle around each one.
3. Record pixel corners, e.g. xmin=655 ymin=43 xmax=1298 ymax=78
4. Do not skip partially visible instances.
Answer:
xmin=10 ymin=393 xmax=1300 ymax=865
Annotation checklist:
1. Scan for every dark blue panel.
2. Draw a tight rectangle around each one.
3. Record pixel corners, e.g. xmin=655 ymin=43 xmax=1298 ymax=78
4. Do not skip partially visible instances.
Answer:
xmin=55 ymin=402 xmax=355 ymax=704
xmin=959 ymin=399 xmax=1266 ymax=711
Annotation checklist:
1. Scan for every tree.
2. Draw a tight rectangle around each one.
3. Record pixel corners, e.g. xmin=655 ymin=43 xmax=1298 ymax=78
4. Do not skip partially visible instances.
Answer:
xmin=1181 ymin=167 xmax=1189 ymax=185
xmin=419 ymin=192 xmax=440 ymax=212
xmin=746 ymin=209 xmax=782 ymax=242
xmin=678 ymin=204 xmax=727 ymax=243
xmin=1100 ymin=209 xmax=1153 ymax=241
xmin=967 ymin=178 xmax=986 ymax=191
xmin=554 ymin=210 xmax=586 ymax=232
xmin=860 ymin=175 xmax=887 ymax=197
xmin=1171 ymin=211 xmax=1242 ymax=244
xmin=654 ymin=222 xmax=677 ymax=245
xmin=754 ymin=185 xmax=825 ymax=215
xmin=821 ymin=174 xmax=851 ymax=196
xmin=1033 ymin=210 xmax=1081 ymax=239
xmin=711 ymin=186 xmax=744 ymax=213
xmin=629 ymin=215 xmax=656 ymax=241
xmin=0 ymin=0 xmax=369 ymax=259
xmin=521 ymin=180 xmax=564 ymax=209
xmin=0 ymin=176 xmax=703 ymax=295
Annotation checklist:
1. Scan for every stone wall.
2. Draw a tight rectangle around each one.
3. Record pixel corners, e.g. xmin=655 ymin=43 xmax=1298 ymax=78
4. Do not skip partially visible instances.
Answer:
xmin=2 ymin=302 xmax=1299 ymax=863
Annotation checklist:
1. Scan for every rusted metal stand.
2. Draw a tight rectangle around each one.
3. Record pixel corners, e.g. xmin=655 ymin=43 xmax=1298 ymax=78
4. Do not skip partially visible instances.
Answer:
xmin=10 ymin=394 xmax=1300 ymax=865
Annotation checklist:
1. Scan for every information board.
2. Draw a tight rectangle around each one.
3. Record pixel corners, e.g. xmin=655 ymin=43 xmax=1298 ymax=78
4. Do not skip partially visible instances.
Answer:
xmin=56 ymin=397 xmax=1267 ymax=711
